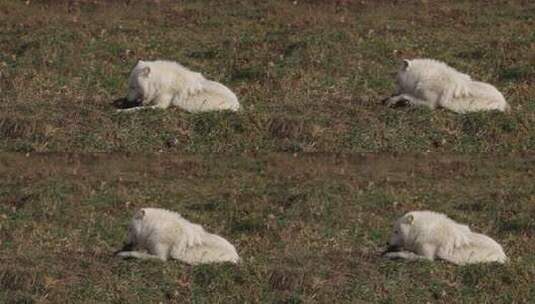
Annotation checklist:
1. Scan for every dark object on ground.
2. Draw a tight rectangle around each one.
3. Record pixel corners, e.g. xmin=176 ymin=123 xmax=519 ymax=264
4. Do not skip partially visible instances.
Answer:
xmin=113 ymin=97 xmax=141 ymax=109
xmin=382 ymin=244 xmax=401 ymax=255
xmin=382 ymin=95 xmax=411 ymax=108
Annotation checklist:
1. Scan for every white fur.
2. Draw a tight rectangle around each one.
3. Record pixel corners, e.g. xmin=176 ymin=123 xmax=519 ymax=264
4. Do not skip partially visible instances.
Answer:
xmin=384 ymin=59 xmax=509 ymax=113
xmin=384 ymin=210 xmax=507 ymax=265
xmin=116 ymin=208 xmax=240 ymax=265
xmin=119 ymin=60 xmax=240 ymax=113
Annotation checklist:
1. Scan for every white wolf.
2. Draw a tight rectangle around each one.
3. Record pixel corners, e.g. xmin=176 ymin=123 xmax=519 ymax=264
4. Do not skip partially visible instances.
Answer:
xmin=118 ymin=60 xmax=240 ymax=113
xmin=383 ymin=59 xmax=509 ymax=113
xmin=116 ymin=208 xmax=240 ymax=265
xmin=383 ymin=210 xmax=507 ymax=265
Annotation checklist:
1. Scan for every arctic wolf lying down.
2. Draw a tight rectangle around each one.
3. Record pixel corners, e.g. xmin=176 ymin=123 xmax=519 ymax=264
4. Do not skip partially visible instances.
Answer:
xmin=383 ymin=59 xmax=509 ymax=113
xmin=116 ymin=208 xmax=240 ymax=264
xmin=384 ymin=210 xmax=507 ymax=265
xmin=119 ymin=60 xmax=240 ymax=113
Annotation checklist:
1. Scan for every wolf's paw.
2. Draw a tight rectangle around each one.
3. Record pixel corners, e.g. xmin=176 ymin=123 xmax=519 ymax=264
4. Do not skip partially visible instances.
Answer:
xmin=116 ymin=251 xmax=131 ymax=258
xmin=383 ymin=96 xmax=410 ymax=108
xmin=116 ymin=107 xmax=140 ymax=113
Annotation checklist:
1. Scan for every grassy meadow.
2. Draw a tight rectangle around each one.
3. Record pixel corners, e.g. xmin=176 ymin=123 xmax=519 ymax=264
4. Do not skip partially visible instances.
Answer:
xmin=1 ymin=1 xmax=535 ymax=303
xmin=0 ymin=153 xmax=534 ymax=303
xmin=0 ymin=0 xmax=534 ymax=152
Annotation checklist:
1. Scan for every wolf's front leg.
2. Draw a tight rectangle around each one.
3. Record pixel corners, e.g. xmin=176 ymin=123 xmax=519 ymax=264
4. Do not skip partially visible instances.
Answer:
xmin=118 ymin=242 xmax=170 ymax=261
xmin=384 ymin=94 xmax=434 ymax=109
xmin=383 ymin=94 xmax=410 ymax=107
xmin=116 ymin=251 xmax=167 ymax=261
xmin=116 ymin=105 xmax=160 ymax=113
xmin=384 ymin=251 xmax=433 ymax=261
xmin=116 ymin=94 xmax=172 ymax=113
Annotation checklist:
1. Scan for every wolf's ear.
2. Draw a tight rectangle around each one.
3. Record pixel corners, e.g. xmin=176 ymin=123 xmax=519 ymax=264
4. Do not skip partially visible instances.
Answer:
xmin=402 ymin=59 xmax=410 ymax=71
xmin=139 ymin=66 xmax=151 ymax=77
xmin=403 ymin=214 xmax=414 ymax=225
xmin=134 ymin=209 xmax=145 ymax=220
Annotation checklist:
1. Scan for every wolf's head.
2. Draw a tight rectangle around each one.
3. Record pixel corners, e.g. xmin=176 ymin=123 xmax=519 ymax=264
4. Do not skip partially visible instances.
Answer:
xmin=386 ymin=212 xmax=414 ymax=251
xmin=126 ymin=61 xmax=152 ymax=104
xmin=126 ymin=208 xmax=147 ymax=245
xmin=395 ymin=59 xmax=417 ymax=93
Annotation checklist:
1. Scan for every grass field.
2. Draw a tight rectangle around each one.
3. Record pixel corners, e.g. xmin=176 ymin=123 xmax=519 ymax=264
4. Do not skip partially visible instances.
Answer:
xmin=1 ymin=153 xmax=534 ymax=303
xmin=1 ymin=1 xmax=535 ymax=303
xmin=0 ymin=0 xmax=534 ymax=152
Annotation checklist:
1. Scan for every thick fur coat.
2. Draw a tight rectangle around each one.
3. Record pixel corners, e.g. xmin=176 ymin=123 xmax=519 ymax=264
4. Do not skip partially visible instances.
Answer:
xmin=116 ymin=208 xmax=240 ymax=265
xmin=384 ymin=211 xmax=507 ymax=265
xmin=384 ymin=59 xmax=509 ymax=113
xmin=120 ymin=60 xmax=240 ymax=113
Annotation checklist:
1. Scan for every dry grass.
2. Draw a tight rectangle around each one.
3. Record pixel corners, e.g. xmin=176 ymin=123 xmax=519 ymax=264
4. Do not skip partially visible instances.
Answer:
xmin=0 ymin=0 xmax=533 ymax=152
xmin=1 ymin=1 xmax=534 ymax=303
xmin=0 ymin=153 xmax=534 ymax=303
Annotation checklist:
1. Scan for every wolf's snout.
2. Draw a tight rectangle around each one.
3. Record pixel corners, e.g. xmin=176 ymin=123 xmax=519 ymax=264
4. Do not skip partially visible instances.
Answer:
xmin=384 ymin=244 xmax=401 ymax=253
